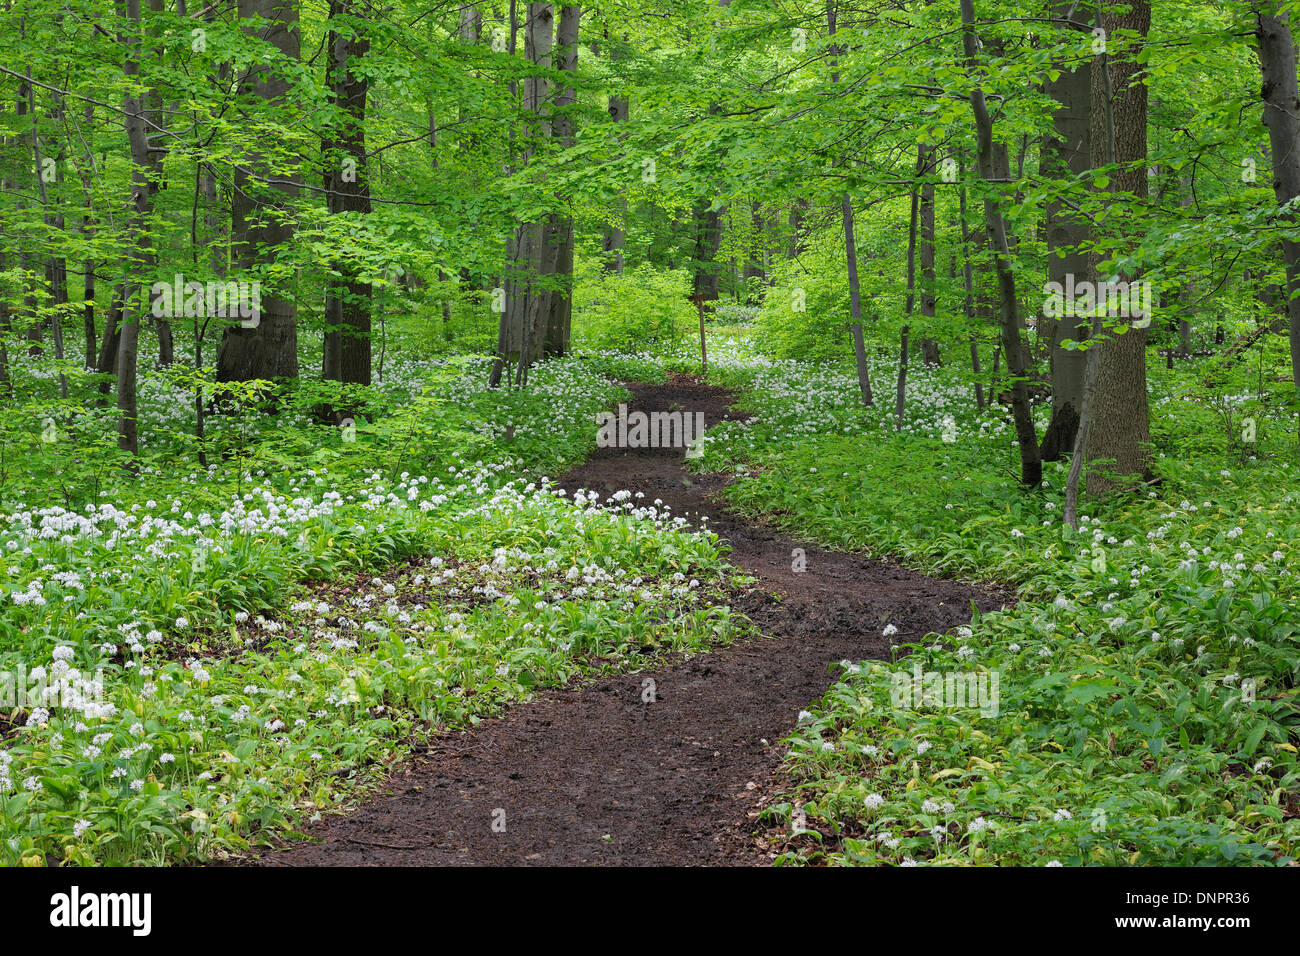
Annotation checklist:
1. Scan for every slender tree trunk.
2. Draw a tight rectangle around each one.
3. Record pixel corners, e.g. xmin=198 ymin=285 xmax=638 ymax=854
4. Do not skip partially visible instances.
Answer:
xmin=142 ymin=0 xmax=174 ymax=367
xmin=741 ymin=201 xmax=766 ymax=301
xmin=958 ymin=158 xmax=985 ymax=412
xmin=961 ymin=0 xmax=1041 ymax=486
xmin=788 ymin=197 xmax=808 ymax=260
xmin=489 ymin=0 xmax=521 ymax=388
xmin=15 ymin=63 xmax=43 ymax=358
xmin=602 ymin=29 xmax=628 ymax=274
xmin=904 ymin=148 xmax=921 ymax=318
xmin=28 ymin=71 xmax=68 ymax=397
xmin=919 ymin=146 xmax=939 ymax=366
xmin=117 ymin=0 xmax=158 ymax=456
xmin=895 ymin=325 xmax=909 ymax=429
xmin=83 ymin=221 xmax=95 ymax=370
xmin=1039 ymin=0 xmax=1093 ymax=461
xmin=690 ymin=3 xmax=732 ymax=304
xmin=1177 ymin=175 xmax=1195 ymax=357
xmin=322 ymin=0 xmax=373 ymax=389
xmin=829 ymin=1 xmax=873 ymax=406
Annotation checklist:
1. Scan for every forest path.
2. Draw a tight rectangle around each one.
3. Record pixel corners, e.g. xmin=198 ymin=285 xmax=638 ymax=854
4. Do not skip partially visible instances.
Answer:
xmin=245 ymin=377 xmax=1006 ymax=866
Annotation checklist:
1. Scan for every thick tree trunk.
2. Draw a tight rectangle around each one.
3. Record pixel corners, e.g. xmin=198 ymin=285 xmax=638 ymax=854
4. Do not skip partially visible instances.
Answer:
xmin=1039 ymin=0 xmax=1092 ymax=461
xmin=459 ymin=2 xmax=481 ymax=41
xmin=1085 ymin=0 xmax=1152 ymax=495
xmin=1255 ymin=2 xmax=1300 ymax=458
xmin=217 ymin=0 xmax=300 ymax=384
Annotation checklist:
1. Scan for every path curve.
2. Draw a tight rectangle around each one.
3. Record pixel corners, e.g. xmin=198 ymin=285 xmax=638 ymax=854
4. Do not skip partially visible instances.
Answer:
xmin=244 ymin=378 xmax=1005 ymax=866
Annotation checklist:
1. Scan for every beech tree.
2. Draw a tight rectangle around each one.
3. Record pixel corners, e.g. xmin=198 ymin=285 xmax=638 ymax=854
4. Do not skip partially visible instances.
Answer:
xmin=216 ymin=0 xmax=301 ymax=384
xmin=1084 ymin=0 xmax=1153 ymax=495
xmin=1254 ymin=0 xmax=1300 ymax=458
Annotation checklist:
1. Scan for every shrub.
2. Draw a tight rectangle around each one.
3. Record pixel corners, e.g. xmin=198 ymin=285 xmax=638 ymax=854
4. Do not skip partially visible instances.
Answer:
xmin=572 ymin=261 xmax=695 ymax=353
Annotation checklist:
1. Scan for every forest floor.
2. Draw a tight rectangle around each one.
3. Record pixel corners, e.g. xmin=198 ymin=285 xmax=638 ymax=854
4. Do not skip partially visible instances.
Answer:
xmin=242 ymin=377 xmax=1007 ymax=866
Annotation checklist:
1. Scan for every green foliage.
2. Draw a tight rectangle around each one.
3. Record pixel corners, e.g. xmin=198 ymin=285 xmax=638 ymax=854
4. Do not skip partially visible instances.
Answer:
xmin=0 ymin=355 xmax=747 ymax=865
xmin=757 ymin=244 xmax=856 ymax=363
xmin=694 ymin=344 xmax=1300 ymax=867
xmin=572 ymin=260 xmax=696 ymax=354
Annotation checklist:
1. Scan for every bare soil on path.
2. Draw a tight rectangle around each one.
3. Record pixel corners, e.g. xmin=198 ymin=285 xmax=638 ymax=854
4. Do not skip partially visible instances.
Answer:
xmin=244 ymin=377 xmax=1006 ymax=866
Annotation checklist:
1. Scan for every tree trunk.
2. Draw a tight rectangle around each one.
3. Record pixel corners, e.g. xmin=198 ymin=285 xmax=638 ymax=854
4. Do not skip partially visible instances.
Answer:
xmin=489 ymin=1 xmax=522 ymax=388
xmin=117 ymin=0 xmax=159 ymax=456
xmin=1085 ymin=0 xmax=1152 ymax=495
xmin=28 ymin=71 xmax=69 ymax=397
xmin=691 ymin=201 xmax=724 ymax=302
xmin=498 ymin=2 xmax=554 ymax=384
xmin=83 ymin=216 xmax=96 ymax=370
xmin=1177 ymin=175 xmax=1195 ymax=357
xmin=895 ymin=325 xmax=909 ymax=430
xmin=602 ymin=29 xmax=628 ymax=274
xmin=1254 ymin=1 xmax=1300 ymax=458
xmin=1039 ymin=0 xmax=1092 ymax=462
xmin=788 ymin=197 xmax=808 ymax=260
xmin=217 ymin=0 xmax=300 ymax=384
xmin=958 ymin=155 xmax=985 ymax=412
xmin=741 ymin=201 xmax=766 ymax=301
xmin=145 ymin=0 xmax=174 ymax=368
xmin=961 ymin=0 xmax=1041 ymax=487
xmin=919 ymin=146 xmax=939 ymax=366
xmin=322 ymin=0 xmax=373 ymax=389
xmin=829 ymin=2 xmax=873 ymax=406
xmin=544 ymin=4 xmax=580 ymax=357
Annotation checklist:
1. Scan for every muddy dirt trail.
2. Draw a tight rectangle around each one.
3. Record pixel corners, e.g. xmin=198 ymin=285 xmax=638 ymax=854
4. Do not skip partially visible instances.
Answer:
xmin=246 ymin=378 xmax=1006 ymax=866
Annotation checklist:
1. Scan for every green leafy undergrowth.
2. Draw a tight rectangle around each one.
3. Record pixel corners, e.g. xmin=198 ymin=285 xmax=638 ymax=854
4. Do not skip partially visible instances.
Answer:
xmin=700 ymin=359 xmax=1300 ymax=866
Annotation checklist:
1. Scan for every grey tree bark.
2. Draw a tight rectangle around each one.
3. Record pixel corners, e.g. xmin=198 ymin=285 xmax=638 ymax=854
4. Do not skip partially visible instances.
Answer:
xmin=961 ymin=0 xmax=1041 ymax=486
xmin=918 ymin=147 xmax=940 ymax=366
xmin=216 ymin=0 xmax=300 ymax=384
xmin=322 ymin=0 xmax=372 ymax=389
xmin=1038 ymin=0 xmax=1092 ymax=462
xmin=544 ymin=4 xmax=580 ymax=357
xmin=1084 ymin=0 xmax=1152 ymax=496
xmin=1254 ymin=1 xmax=1300 ymax=458
xmin=116 ymin=0 xmax=159 ymax=455
xmin=601 ymin=29 xmax=628 ymax=274
xmin=829 ymin=1 xmax=873 ymax=406
xmin=497 ymin=2 xmax=554 ymax=385
xmin=958 ymin=155 xmax=985 ymax=412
